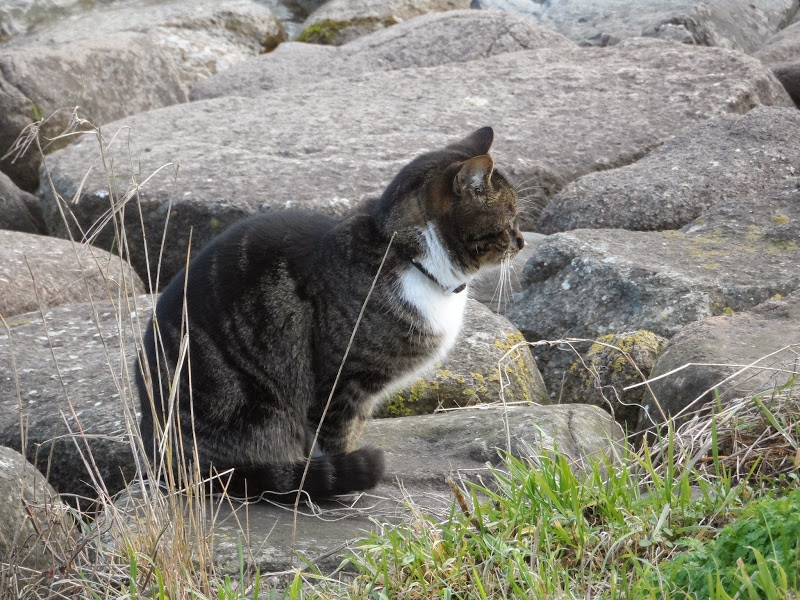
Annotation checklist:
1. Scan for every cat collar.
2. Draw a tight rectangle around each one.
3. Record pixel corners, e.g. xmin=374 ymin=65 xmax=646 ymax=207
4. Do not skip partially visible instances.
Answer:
xmin=410 ymin=259 xmax=466 ymax=294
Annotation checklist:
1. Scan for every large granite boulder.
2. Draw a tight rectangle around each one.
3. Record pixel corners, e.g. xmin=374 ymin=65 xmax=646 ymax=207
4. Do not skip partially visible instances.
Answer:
xmin=0 ymin=298 xmax=149 ymax=503
xmin=537 ymin=106 xmax=800 ymax=234
xmin=559 ymin=330 xmax=667 ymax=432
xmin=509 ymin=179 xmax=800 ymax=399
xmin=0 ymin=0 xmax=285 ymax=192
xmin=377 ymin=298 xmax=549 ymax=417
xmin=472 ymin=0 xmax=800 ymax=51
xmin=298 ymin=0 xmax=470 ymax=45
xmin=0 ymin=230 xmax=145 ymax=319
xmin=0 ymin=445 xmax=75 ymax=572
xmin=190 ymin=10 xmax=576 ymax=101
xmin=41 ymin=38 xmax=792 ymax=286
xmin=637 ymin=288 xmax=800 ymax=435
xmin=104 ymin=403 xmax=623 ymax=578
xmin=753 ymin=20 xmax=800 ymax=107
xmin=0 ymin=170 xmax=44 ymax=234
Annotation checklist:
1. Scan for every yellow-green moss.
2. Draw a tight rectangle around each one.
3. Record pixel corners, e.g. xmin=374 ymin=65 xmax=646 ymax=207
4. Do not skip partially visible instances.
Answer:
xmin=383 ymin=378 xmax=440 ymax=417
xmin=209 ymin=217 xmax=221 ymax=229
xmin=7 ymin=318 xmax=32 ymax=328
xmin=296 ymin=16 xmax=397 ymax=45
xmin=772 ymin=214 xmax=790 ymax=225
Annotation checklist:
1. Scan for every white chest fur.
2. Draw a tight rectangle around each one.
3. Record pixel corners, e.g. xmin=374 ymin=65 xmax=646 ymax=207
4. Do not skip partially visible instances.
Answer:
xmin=398 ymin=266 xmax=468 ymax=356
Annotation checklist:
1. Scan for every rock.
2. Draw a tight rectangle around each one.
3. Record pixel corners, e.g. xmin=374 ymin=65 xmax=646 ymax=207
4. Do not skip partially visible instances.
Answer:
xmin=0 ymin=298 xmax=150 ymax=503
xmin=560 ymin=330 xmax=667 ymax=432
xmin=298 ymin=0 xmax=470 ymax=44
xmin=42 ymin=38 xmax=792 ymax=286
xmin=0 ymin=170 xmax=44 ymax=234
xmin=105 ymin=403 xmax=623 ymax=578
xmin=0 ymin=230 xmax=145 ymax=319
xmin=0 ymin=445 xmax=75 ymax=572
xmin=377 ymin=298 xmax=548 ymax=417
xmin=473 ymin=0 xmax=800 ymax=51
xmin=753 ymin=20 xmax=800 ymax=107
xmin=537 ymin=106 xmax=800 ymax=234
xmin=470 ymin=232 xmax=546 ymax=313
xmin=190 ymin=10 xmax=576 ymax=101
xmin=508 ymin=179 xmax=800 ymax=399
xmin=0 ymin=0 xmax=84 ymax=43
xmin=637 ymin=288 xmax=800 ymax=435
xmin=0 ymin=0 xmax=285 ymax=192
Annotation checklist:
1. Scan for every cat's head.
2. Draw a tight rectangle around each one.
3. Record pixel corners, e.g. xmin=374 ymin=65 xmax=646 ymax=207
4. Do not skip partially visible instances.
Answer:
xmin=376 ymin=127 xmax=524 ymax=288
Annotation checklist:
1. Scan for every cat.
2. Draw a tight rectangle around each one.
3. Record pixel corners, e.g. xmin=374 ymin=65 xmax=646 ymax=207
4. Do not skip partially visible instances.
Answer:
xmin=136 ymin=127 xmax=524 ymax=501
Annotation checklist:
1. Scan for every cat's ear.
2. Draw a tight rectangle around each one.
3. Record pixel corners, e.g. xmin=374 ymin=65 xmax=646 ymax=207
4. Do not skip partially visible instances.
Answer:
xmin=450 ymin=127 xmax=494 ymax=156
xmin=454 ymin=155 xmax=494 ymax=197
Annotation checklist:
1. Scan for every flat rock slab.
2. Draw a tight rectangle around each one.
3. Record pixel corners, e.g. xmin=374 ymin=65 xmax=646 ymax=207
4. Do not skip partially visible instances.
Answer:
xmin=474 ymin=0 xmax=799 ymax=51
xmin=509 ymin=179 xmax=800 ymax=396
xmin=0 ymin=230 xmax=144 ymax=318
xmin=42 ymin=37 xmax=792 ymax=285
xmin=191 ymin=10 xmax=575 ymax=101
xmin=108 ymin=404 xmax=623 ymax=578
xmin=0 ymin=0 xmax=284 ymax=191
xmin=638 ymin=288 xmax=800 ymax=433
xmin=537 ymin=106 xmax=800 ymax=233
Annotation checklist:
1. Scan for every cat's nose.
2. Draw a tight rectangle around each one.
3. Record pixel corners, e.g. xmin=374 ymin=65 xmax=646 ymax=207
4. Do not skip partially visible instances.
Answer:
xmin=516 ymin=234 xmax=525 ymax=250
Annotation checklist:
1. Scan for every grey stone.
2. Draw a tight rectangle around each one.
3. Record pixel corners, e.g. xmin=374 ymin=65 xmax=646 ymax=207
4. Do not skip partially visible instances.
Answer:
xmin=559 ymin=330 xmax=667 ymax=432
xmin=473 ymin=0 xmax=800 ymax=51
xmin=190 ymin=10 xmax=575 ymax=101
xmin=509 ymin=179 xmax=800 ymax=400
xmin=470 ymin=231 xmax=546 ymax=313
xmin=42 ymin=38 xmax=792 ymax=285
xmin=0 ymin=229 xmax=145 ymax=319
xmin=0 ymin=0 xmax=285 ymax=192
xmin=298 ymin=0 xmax=470 ymax=45
xmin=0 ymin=170 xmax=44 ymax=234
xmin=537 ymin=106 xmax=800 ymax=234
xmin=376 ymin=298 xmax=548 ymax=417
xmin=753 ymin=20 xmax=800 ymax=107
xmin=0 ymin=0 xmax=84 ymax=43
xmin=638 ymin=288 xmax=800 ymax=435
xmin=0 ymin=298 xmax=150 ymax=503
xmin=0 ymin=445 xmax=75 ymax=572
xmin=105 ymin=403 xmax=623 ymax=578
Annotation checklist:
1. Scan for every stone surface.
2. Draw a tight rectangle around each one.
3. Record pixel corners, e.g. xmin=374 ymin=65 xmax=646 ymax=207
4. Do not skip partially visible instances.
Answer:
xmin=299 ymin=0 xmax=470 ymax=44
xmin=0 ymin=170 xmax=44 ymax=234
xmin=190 ymin=9 xmax=576 ymax=101
xmin=560 ymin=331 xmax=667 ymax=432
xmin=473 ymin=0 xmax=800 ymax=51
xmin=0 ymin=0 xmax=84 ymax=42
xmin=0 ymin=297 xmax=150 ymax=503
xmin=537 ymin=107 xmax=800 ymax=234
xmin=0 ymin=445 xmax=75 ymax=572
xmin=0 ymin=0 xmax=284 ymax=192
xmin=753 ymin=20 xmax=800 ymax=107
xmin=106 ymin=403 xmax=623 ymax=578
xmin=0 ymin=230 xmax=145 ymax=319
xmin=377 ymin=298 xmax=548 ymax=417
xmin=42 ymin=38 xmax=792 ymax=285
xmin=638 ymin=289 xmax=800 ymax=435
xmin=470 ymin=232 xmax=546 ymax=313
xmin=509 ymin=179 xmax=800 ymax=400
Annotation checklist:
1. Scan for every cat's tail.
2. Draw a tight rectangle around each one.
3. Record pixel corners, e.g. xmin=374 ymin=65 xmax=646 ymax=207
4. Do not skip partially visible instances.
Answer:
xmin=215 ymin=446 xmax=385 ymax=502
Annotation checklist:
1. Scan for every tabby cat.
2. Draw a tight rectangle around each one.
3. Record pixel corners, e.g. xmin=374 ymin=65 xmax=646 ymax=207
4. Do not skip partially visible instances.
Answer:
xmin=136 ymin=127 xmax=524 ymax=500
